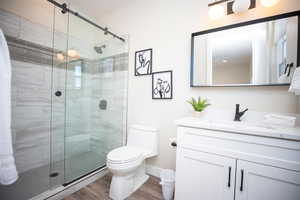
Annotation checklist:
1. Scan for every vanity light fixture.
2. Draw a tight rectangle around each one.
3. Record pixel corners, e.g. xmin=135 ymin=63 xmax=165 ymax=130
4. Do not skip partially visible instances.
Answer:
xmin=260 ymin=0 xmax=280 ymax=7
xmin=227 ymin=0 xmax=256 ymax=15
xmin=208 ymin=0 xmax=256 ymax=20
xmin=232 ymin=0 xmax=251 ymax=13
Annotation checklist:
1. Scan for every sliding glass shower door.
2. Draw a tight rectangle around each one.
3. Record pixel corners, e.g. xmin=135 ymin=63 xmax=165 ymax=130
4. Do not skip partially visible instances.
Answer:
xmin=51 ymin=5 xmax=128 ymax=185
xmin=0 ymin=2 xmax=127 ymax=200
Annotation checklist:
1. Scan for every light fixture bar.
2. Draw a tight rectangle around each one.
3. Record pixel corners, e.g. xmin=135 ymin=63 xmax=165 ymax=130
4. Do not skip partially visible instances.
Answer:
xmin=208 ymin=0 xmax=230 ymax=7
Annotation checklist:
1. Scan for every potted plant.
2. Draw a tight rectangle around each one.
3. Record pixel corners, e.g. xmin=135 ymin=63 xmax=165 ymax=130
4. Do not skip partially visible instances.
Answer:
xmin=187 ymin=97 xmax=211 ymax=117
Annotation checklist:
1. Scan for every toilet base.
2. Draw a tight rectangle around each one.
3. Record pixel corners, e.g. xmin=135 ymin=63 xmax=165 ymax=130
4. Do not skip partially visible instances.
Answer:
xmin=109 ymin=161 xmax=149 ymax=200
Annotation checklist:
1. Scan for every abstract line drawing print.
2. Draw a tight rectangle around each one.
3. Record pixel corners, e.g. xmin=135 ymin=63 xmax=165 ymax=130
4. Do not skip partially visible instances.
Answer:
xmin=135 ymin=48 xmax=152 ymax=76
xmin=152 ymin=71 xmax=173 ymax=99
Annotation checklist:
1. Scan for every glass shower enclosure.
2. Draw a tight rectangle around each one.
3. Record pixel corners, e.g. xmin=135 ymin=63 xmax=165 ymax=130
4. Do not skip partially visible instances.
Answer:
xmin=0 ymin=2 xmax=128 ymax=199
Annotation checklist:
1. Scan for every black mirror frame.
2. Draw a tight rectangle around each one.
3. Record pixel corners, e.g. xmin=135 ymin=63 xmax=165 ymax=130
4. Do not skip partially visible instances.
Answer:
xmin=190 ymin=11 xmax=300 ymax=87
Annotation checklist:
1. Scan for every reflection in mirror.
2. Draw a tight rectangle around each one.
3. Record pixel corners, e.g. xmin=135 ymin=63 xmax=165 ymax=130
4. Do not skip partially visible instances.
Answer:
xmin=192 ymin=15 xmax=299 ymax=86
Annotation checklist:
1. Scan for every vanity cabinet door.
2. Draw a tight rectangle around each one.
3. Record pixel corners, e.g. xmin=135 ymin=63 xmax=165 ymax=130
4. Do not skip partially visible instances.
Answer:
xmin=235 ymin=160 xmax=300 ymax=200
xmin=175 ymin=148 xmax=236 ymax=200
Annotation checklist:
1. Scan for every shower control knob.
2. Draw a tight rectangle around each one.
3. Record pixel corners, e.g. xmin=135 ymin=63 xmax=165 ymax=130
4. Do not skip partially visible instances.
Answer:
xmin=55 ymin=91 xmax=62 ymax=97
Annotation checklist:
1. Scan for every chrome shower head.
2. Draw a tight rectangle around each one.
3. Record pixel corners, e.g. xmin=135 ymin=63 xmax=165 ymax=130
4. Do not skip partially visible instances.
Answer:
xmin=94 ymin=45 xmax=106 ymax=54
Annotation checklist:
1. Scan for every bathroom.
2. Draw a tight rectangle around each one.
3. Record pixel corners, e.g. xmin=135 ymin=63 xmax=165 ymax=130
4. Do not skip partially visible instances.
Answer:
xmin=0 ymin=0 xmax=299 ymax=199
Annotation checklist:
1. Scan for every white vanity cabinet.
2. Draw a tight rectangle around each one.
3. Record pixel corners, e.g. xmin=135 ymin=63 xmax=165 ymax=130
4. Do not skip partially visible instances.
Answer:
xmin=174 ymin=120 xmax=300 ymax=200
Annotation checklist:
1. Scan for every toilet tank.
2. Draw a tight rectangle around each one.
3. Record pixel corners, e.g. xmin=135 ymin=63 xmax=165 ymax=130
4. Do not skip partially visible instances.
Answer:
xmin=127 ymin=125 xmax=158 ymax=158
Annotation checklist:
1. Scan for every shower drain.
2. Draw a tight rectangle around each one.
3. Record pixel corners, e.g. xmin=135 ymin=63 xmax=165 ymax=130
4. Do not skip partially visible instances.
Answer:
xmin=49 ymin=172 xmax=59 ymax=178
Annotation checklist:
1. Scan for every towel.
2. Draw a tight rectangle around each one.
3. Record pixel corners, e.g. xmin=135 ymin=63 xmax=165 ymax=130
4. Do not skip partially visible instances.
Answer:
xmin=289 ymin=67 xmax=300 ymax=95
xmin=263 ymin=114 xmax=296 ymax=128
xmin=0 ymin=29 xmax=18 ymax=185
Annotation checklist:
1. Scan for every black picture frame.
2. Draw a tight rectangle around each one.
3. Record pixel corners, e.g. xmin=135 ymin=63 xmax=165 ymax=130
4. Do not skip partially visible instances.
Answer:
xmin=135 ymin=48 xmax=152 ymax=76
xmin=190 ymin=10 xmax=300 ymax=87
xmin=152 ymin=70 xmax=173 ymax=100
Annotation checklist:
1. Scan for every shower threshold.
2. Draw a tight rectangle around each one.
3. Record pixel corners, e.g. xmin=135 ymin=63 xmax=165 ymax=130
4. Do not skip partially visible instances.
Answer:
xmin=34 ymin=166 xmax=108 ymax=200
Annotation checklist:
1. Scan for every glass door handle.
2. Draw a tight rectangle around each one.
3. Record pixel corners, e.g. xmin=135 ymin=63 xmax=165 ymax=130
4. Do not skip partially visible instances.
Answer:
xmin=55 ymin=91 xmax=62 ymax=97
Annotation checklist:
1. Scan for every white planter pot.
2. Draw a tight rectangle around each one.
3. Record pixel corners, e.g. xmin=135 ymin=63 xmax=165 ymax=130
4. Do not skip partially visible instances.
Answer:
xmin=193 ymin=111 xmax=206 ymax=118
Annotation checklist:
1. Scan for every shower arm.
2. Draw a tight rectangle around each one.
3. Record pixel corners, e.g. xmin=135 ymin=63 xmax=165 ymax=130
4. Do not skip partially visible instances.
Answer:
xmin=47 ymin=0 xmax=125 ymax=42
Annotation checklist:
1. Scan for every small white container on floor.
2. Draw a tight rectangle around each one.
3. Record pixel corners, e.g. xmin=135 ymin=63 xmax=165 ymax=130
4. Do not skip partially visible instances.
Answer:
xmin=160 ymin=169 xmax=175 ymax=200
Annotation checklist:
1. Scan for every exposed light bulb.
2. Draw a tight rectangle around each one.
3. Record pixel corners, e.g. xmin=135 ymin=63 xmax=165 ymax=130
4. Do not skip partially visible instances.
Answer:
xmin=233 ymin=0 xmax=251 ymax=13
xmin=67 ymin=49 xmax=79 ymax=58
xmin=209 ymin=4 xmax=225 ymax=20
xmin=260 ymin=0 xmax=280 ymax=7
xmin=222 ymin=59 xmax=228 ymax=63
xmin=56 ymin=53 xmax=65 ymax=61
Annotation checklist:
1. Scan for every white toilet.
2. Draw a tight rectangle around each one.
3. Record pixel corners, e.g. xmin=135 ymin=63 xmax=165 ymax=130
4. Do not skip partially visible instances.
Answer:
xmin=106 ymin=125 xmax=158 ymax=200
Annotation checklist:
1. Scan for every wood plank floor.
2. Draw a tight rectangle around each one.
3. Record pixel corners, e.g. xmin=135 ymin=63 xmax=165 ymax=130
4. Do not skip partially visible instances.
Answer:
xmin=63 ymin=174 xmax=164 ymax=200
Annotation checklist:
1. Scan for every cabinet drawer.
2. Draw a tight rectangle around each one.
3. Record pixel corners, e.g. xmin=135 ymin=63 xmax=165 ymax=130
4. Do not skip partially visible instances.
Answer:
xmin=177 ymin=127 xmax=300 ymax=171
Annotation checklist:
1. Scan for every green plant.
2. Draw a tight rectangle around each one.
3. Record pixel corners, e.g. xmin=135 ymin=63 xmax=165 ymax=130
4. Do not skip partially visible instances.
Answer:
xmin=187 ymin=97 xmax=211 ymax=112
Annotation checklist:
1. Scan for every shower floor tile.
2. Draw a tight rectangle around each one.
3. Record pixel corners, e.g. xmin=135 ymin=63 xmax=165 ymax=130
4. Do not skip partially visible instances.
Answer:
xmin=0 ymin=163 xmax=52 ymax=200
xmin=0 ymin=151 xmax=106 ymax=200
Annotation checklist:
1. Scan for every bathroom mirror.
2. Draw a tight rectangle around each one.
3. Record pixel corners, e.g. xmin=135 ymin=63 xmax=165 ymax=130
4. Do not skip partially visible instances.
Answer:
xmin=191 ymin=11 xmax=300 ymax=87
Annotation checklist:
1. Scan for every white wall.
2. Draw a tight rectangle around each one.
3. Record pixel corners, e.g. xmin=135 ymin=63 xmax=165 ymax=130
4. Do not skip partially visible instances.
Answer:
xmin=98 ymin=0 xmax=300 ymax=169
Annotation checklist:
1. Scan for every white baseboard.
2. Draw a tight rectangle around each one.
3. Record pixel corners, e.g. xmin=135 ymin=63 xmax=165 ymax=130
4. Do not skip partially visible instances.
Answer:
xmin=146 ymin=164 xmax=163 ymax=178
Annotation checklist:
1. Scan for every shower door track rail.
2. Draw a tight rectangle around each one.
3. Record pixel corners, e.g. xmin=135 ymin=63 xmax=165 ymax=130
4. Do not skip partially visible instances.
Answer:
xmin=31 ymin=166 xmax=108 ymax=200
xmin=62 ymin=165 xmax=106 ymax=187
xmin=47 ymin=0 xmax=125 ymax=42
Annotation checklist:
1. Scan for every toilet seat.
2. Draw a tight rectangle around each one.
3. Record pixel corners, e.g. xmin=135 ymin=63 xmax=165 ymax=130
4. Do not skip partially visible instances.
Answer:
xmin=107 ymin=146 xmax=143 ymax=164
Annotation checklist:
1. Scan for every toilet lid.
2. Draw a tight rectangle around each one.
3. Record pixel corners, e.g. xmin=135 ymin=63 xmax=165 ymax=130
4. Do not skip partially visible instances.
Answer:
xmin=107 ymin=146 xmax=143 ymax=164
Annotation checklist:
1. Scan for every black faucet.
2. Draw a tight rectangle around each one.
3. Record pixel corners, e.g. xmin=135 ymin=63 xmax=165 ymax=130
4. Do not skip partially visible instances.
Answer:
xmin=234 ymin=104 xmax=248 ymax=121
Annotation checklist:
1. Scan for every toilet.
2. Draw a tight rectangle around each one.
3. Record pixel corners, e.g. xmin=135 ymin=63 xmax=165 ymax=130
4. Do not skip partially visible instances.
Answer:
xmin=106 ymin=125 xmax=158 ymax=200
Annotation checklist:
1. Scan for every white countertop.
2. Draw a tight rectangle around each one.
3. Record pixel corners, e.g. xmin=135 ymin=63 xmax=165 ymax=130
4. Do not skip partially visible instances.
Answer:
xmin=175 ymin=117 xmax=300 ymax=141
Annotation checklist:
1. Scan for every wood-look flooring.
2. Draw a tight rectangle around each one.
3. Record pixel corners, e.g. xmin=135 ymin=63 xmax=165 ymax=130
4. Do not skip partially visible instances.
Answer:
xmin=64 ymin=174 xmax=164 ymax=200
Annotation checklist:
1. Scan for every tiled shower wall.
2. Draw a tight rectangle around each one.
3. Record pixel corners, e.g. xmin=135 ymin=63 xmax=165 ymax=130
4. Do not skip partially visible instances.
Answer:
xmin=62 ymin=56 xmax=128 ymax=160
xmin=11 ymin=60 xmax=52 ymax=173
xmin=0 ymin=8 xmax=128 ymax=173
xmin=87 ymin=54 xmax=128 ymax=156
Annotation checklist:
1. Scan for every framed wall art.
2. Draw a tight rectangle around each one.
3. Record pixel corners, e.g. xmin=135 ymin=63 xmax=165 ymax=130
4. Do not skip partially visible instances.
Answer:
xmin=152 ymin=70 xmax=173 ymax=99
xmin=135 ymin=48 xmax=152 ymax=76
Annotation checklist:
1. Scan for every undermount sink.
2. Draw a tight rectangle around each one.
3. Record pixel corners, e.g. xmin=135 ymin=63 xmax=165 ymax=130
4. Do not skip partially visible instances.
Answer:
xmin=175 ymin=117 xmax=300 ymax=141
xmin=207 ymin=120 xmax=278 ymax=133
